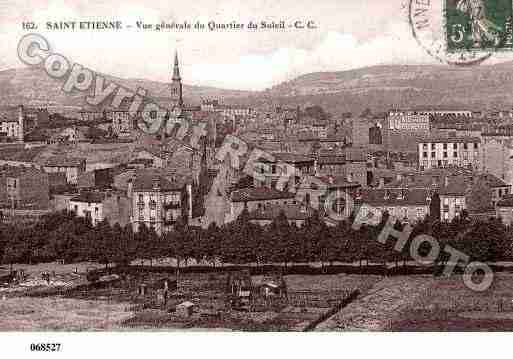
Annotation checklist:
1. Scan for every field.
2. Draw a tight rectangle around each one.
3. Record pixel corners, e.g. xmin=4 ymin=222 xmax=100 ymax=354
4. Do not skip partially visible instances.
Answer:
xmin=5 ymin=262 xmax=513 ymax=331
xmin=0 ymin=265 xmax=381 ymax=331
xmin=390 ymin=273 xmax=513 ymax=331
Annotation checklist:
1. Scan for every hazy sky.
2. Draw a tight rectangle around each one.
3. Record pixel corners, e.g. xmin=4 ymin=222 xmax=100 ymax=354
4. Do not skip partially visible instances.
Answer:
xmin=0 ymin=0 xmax=512 ymax=90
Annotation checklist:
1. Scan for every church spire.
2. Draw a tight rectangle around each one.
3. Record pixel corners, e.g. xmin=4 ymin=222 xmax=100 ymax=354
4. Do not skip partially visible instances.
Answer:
xmin=170 ymin=50 xmax=183 ymax=107
xmin=172 ymin=50 xmax=181 ymax=81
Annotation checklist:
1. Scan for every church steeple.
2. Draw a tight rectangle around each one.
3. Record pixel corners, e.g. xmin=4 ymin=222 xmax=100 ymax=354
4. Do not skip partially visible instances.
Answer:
xmin=172 ymin=50 xmax=181 ymax=81
xmin=170 ymin=50 xmax=183 ymax=107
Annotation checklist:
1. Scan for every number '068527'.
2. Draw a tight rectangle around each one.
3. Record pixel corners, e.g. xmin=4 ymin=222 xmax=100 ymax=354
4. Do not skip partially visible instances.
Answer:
xmin=30 ymin=343 xmax=62 ymax=352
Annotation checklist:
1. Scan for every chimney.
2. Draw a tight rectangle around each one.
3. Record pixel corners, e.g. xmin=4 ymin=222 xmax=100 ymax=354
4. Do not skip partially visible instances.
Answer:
xmin=187 ymin=183 xmax=193 ymax=219
xmin=127 ymin=178 xmax=133 ymax=198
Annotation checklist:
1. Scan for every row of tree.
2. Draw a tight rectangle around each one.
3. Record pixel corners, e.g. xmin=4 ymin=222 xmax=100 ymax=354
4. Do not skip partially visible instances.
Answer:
xmin=1 ymin=209 xmax=512 ymax=269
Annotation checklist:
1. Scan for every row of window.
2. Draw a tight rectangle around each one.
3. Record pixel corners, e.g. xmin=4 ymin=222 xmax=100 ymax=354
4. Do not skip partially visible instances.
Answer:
xmin=420 ymin=160 xmax=477 ymax=168
xmin=422 ymin=143 xmax=479 ymax=150
xmin=422 ymin=151 xmax=477 ymax=159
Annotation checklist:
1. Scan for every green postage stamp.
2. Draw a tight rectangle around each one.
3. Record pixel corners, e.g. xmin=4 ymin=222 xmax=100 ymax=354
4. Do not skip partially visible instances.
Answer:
xmin=446 ymin=0 xmax=513 ymax=51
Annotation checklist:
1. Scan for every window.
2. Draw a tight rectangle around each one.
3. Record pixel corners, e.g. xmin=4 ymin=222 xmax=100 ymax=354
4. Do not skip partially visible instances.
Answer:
xmin=453 ymin=143 xmax=457 ymax=149
xmin=431 ymin=152 xmax=435 ymax=158
xmin=463 ymin=143 xmax=468 ymax=150
xmin=422 ymin=143 xmax=428 ymax=150
xmin=443 ymin=143 xmax=447 ymax=150
xmin=443 ymin=152 xmax=448 ymax=158
xmin=453 ymin=152 xmax=458 ymax=157
xmin=474 ymin=143 xmax=478 ymax=149
xmin=138 ymin=194 xmax=144 ymax=203
xmin=431 ymin=144 xmax=436 ymax=150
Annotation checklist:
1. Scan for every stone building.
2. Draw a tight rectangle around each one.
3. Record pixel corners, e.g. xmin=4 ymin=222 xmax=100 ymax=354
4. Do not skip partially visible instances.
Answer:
xmin=0 ymin=166 xmax=50 ymax=210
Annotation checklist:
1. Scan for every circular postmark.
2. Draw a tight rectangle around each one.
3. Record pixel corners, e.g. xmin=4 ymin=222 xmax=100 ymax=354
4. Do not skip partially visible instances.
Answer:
xmin=408 ymin=0 xmax=492 ymax=65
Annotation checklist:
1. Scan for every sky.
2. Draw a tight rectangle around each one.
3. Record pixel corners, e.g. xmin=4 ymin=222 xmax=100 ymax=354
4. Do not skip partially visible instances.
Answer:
xmin=1 ymin=0 xmax=512 ymax=90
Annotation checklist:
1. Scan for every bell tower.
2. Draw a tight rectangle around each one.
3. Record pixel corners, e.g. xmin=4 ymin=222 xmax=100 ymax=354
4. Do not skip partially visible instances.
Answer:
xmin=171 ymin=50 xmax=183 ymax=108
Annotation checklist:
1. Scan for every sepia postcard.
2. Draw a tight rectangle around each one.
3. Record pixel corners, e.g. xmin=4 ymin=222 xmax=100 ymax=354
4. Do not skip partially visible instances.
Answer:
xmin=1 ymin=0 xmax=513 ymax=357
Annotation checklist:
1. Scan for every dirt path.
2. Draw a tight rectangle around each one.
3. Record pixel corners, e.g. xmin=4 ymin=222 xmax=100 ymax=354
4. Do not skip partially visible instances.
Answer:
xmin=315 ymin=275 xmax=436 ymax=331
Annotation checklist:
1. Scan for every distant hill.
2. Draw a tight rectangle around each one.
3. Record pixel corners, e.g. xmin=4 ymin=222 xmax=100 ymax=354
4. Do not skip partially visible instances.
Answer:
xmin=0 ymin=67 xmax=254 ymax=114
xmin=4 ymin=62 xmax=513 ymax=118
xmin=228 ymin=62 xmax=513 ymax=117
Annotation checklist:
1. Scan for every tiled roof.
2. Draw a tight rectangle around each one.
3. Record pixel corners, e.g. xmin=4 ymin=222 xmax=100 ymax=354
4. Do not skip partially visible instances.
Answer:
xmin=44 ymin=156 xmax=86 ymax=167
xmin=231 ymin=187 xmax=296 ymax=202
xmin=248 ymin=204 xmax=315 ymax=221
xmin=0 ymin=164 xmax=44 ymax=177
xmin=479 ymin=173 xmax=509 ymax=188
xmin=132 ymin=169 xmax=185 ymax=192
xmin=356 ymin=188 xmax=432 ymax=206
xmin=0 ymin=146 xmax=46 ymax=163
xmin=317 ymin=176 xmax=361 ymax=189
xmin=418 ymin=137 xmax=481 ymax=144
xmin=317 ymin=155 xmax=346 ymax=165
xmin=497 ymin=195 xmax=513 ymax=207
xmin=70 ymin=191 xmax=106 ymax=203
xmin=273 ymin=153 xmax=314 ymax=163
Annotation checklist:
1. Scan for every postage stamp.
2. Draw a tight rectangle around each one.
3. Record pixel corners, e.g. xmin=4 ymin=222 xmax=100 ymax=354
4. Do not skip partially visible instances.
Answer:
xmin=445 ymin=0 xmax=513 ymax=51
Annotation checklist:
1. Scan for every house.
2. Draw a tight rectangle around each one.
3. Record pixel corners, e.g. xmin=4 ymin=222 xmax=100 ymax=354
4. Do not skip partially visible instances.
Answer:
xmin=0 ymin=146 xmax=45 ymax=168
xmin=247 ymin=204 xmax=315 ymax=227
xmin=69 ymin=190 xmax=131 ymax=227
xmin=69 ymin=191 xmax=105 ymax=226
xmin=129 ymin=169 xmax=192 ymax=235
xmin=355 ymin=188 xmax=434 ymax=223
xmin=0 ymin=166 xmax=50 ymax=210
xmin=229 ymin=187 xmax=297 ymax=222
xmin=42 ymin=156 xmax=86 ymax=185
xmin=438 ymin=181 xmax=466 ymax=222
xmin=252 ymin=152 xmax=315 ymax=188
xmin=50 ymin=126 xmax=87 ymax=143
xmin=131 ymin=148 xmax=167 ymax=168
xmin=418 ymin=137 xmax=481 ymax=171
xmin=0 ymin=105 xmax=48 ymax=142
xmin=479 ymin=173 xmax=511 ymax=207
xmin=496 ymin=195 xmax=513 ymax=225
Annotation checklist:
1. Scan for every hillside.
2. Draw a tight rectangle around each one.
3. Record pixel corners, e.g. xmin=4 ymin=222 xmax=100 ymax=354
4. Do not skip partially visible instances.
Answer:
xmin=257 ymin=63 xmax=513 ymax=116
xmin=4 ymin=62 xmax=513 ymax=118
xmin=0 ymin=67 xmax=254 ymax=114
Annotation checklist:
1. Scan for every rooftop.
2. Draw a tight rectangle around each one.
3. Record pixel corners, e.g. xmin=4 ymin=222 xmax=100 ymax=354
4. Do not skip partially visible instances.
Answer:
xmin=357 ymin=188 xmax=432 ymax=206
xmin=418 ymin=137 xmax=481 ymax=144
xmin=231 ymin=187 xmax=296 ymax=203
xmin=132 ymin=169 xmax=186 ymax=192
xmin=248 ymin=204 xmax=315 ymax=221
xmin=0 ymin=146 xmax=46 ymax=163
xmin=497 ymin=195 xmax=513 ymax=207
xmin=44 ymin=156 xmax=86 ymax=167
xmin=70 ymin=191 xmax=106 ymax=203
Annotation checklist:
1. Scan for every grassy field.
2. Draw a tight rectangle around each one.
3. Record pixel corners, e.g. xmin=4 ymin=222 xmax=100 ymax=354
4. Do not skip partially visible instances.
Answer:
xmin=0 ymin=297 xmax=132 ymax=331
xmin=10 ymin=264 xmax=513 ymax=331
xmin=390 ymin=273 xmax=513 ymax=331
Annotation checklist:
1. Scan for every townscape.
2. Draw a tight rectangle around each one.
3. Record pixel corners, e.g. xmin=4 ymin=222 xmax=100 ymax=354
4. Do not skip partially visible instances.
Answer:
xmin=3 ymin=49 xmax=513 ymax=332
